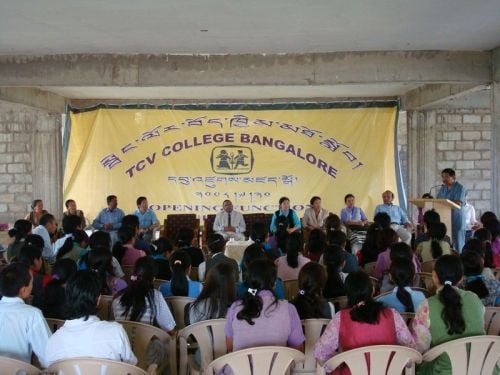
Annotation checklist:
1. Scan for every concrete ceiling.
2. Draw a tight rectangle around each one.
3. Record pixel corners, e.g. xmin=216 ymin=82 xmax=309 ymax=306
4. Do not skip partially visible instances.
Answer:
xmin=1 ymin=0 xmax=500 ymax=55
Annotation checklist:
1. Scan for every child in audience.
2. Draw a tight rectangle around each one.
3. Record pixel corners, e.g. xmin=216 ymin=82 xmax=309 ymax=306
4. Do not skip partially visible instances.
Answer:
xmin=187 ymin=262 xmax=236 ymax=325
xmin=0 ymin=262 xmax=51 ymax=368
xmin=88 ymin=246 xmax=127 ymax=295
xmin=376 ymin=258 xmax=426 ymax=313
xmin=412 ymin=255 xmax=485 ymax=374
xmin=461 ymin=251 xmax=500 ymax=306
xmin=416 ymin=222 xmax=451 ymax=262
xmin=45 ymin=270 xmax=137 ymax=366
xmin=112 ymin=226 xmax=146 ymax=266
xmin=33 ymin=258 xmax=77 ymax=319
xmin=323 ymin=245 xmax=347 ymax=299
xmin=113 ymin=257 xmax=176 ymax=334
xmin=160 ymin=250 xmax=202 ymax=298
xmin=236 ymin=244 xmax=285 ymax=299
xmin=225 ymin=258 xmax=305 ymax=353
xmin=275 ymin=232 xmax=310 ymax=281
xmin=292 ymin=262 xmax=334 ymax=319
xmin=6 ymin=219 xmax=32 ymax=262
xmin=314 ymin=271 xmax=415 ymax=374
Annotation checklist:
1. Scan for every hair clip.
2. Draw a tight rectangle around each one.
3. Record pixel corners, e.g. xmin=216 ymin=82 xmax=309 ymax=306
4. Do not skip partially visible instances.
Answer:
xmin=130 ymin=275 xmax=138 ymax=281
xmin=247 ymin=288 xmax=258 ymax=296
xmin=298 ymin=289 xmax=305 ymax=295
xmin=174 ymin=260 xmax=182 ymax=265
xmin=444 ymin=280 xmax=452 ymax=286
xmin=52 ymin=274 xmax=60 ymax=281
xmin=355 ymin=301 xmax=365 ymax=307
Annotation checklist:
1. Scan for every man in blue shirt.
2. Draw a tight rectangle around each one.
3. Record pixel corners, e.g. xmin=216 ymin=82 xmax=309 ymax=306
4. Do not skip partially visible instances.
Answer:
xmin=374 ymin=190 xmax=412 ymax=244
xmin=92 ymin=195 xmax=124 ymax=244
xmin=133 ymin=196 xmax=159 ymax=242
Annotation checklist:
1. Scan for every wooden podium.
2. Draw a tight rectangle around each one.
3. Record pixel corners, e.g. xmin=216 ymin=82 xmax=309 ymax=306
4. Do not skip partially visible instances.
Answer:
xmin=409 ymin=198 xmax=460 ymax=238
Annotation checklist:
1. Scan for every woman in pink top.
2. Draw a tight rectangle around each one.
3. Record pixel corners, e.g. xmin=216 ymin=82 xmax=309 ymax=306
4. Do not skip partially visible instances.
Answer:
xmin=88 ymin=247 xmax=127 ymax=295
xmin=275 ymin=232 xmax=310 ymax=281
xmin=112 ymin=226 xmax=146 ymax=266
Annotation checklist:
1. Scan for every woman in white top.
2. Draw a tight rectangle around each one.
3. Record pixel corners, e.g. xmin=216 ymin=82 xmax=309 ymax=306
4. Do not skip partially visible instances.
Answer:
xmin=112 ymin=257 xmax=176 ymax=335
xmin=302 ymin=196 xmax=329 ymax=230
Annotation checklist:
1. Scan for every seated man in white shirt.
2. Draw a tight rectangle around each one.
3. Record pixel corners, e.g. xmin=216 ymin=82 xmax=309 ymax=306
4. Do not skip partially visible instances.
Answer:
xmin=213 ymin=199 xmax=246 ymax=241
xmin=0 ymin=262 xmax=51 ymax=368
xmin=45 ymin=270 xmax=137 ymax=366
xmin=373 ymin=190 xmax=412 ymax=245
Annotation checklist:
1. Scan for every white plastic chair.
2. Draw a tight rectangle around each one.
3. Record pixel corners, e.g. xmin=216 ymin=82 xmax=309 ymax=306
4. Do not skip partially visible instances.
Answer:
xmin=283 ymin=279 xmax=299 ymax=301
xmin=47 ymin=357 xmax=154 ymax=375
xmin=293 ymin=319 xmax=330 ymax=374
xmin=422 ymin=335 xmax=500 ymax=375
xmin=166 ymin=296 xmax=195 ymax=329
xmin=206 ymin=346 xmax=305 ymax=375
xmin=0 ymin=356 xmax=40 ymax=375
xmin=178 ymin=318 xmax=227 ymax=375
xmin=97 ymin=294 xmax=115 ymax=321
xmin=118 ymin=320 xmax=174 ymax=375
xmin=45 ymin=318 xmax=65 ymax=333
xmin=484 ymin=307 xmax=500 ymax=335
xmin=322 ymin=345 xmax=422 ymax=375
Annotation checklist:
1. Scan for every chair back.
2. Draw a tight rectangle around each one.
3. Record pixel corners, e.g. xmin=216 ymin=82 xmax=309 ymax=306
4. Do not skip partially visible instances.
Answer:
xmin=189 ymin=267 xmax=199 ymax=281
xmin=485 ymin=307 xmax=500 ymax=335
xmin=242 ymin=213 xmax=266 ymax=238
xmin=153 ymin=278 xmax=168 ymax=289
xmin=122 ymin=265 xmax=135 ymax=285
xmin=420 ymin=260 xmax=436 ymax=273
xmin=178 ymin=319 xmax=227 ymax=375
xmin=166 ymin=296 xmax=195 ymax=329
xmin=400 ymin=312 xmax=416 ymax=327
xmin=202 ymin=214 xmax=217 ymax=249
xmin=322 ymin=344 xmax=422 ymax=375
xmin=362 ymin=262 xmax=377 ymax=277
xmin=164 ymin=214 xmax=200 ymax=243
xmin=283 ymin=279 xmax=299 ymax=301
xmin=118 ymin=320 xmax=175 ymax=375
xmin=328 ymin=296 xmax=349 ymax=311
xmin=46 ymin=318 xmax=65 ymax=333
xmin=97 ymin=294 xmax=115 ymax=321
xmin=206 ymin=346 xmax=305 ymax=375
xmin=415 ymin=272 xmax=435 ymax=294
xmin=0 ymin=355 xmax=40 ymax=375
xmin=422 ymin=335 xmax=500 ymax=375
xmin=47 ymin=357 xmax=151 ymax=375
xmin=295 ymin=319 xmax=330 ymax=374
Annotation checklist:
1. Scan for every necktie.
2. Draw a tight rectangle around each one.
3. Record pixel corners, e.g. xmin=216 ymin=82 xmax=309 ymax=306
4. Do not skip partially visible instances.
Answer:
xmin=228 ymin=212 xmax=231 ymax=227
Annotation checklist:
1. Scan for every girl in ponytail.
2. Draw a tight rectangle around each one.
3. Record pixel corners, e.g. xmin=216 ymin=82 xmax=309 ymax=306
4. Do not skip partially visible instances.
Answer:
xmin=112 ymin=226 xmax=146 ymax=266
xmin=417 ymin=222 xmax=451 ymax=262
xmin=159 ymin=250 xmax=202 ymax=298
xmin=412 ymin=254 xmax=485 ymax=365
xmin=225 ymin=258 xmax=305 ymax=352
xmin=377 ymin=258 xmax=426 ymax=313
xmin=314 ymin=271 xmax=415 ymax=368
xmin=6 ymin=219 xmax=32 ymax=261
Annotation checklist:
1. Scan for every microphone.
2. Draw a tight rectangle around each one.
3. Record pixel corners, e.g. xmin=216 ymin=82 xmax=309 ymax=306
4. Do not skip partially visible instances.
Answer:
xmin=428 ymin=184 xmax=443 ymax=196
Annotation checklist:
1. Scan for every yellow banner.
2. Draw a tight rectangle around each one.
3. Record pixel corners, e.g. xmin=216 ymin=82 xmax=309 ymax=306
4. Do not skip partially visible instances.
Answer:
xmin=64 ymin=104 xmax=400 ymax=223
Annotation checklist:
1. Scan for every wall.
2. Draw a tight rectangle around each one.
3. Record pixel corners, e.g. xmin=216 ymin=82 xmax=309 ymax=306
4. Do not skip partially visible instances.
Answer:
xmin=0 ymin=100 xmax=62 ymax=224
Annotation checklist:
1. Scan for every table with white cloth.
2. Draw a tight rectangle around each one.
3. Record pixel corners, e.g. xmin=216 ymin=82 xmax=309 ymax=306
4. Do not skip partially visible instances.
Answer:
xmin=224 ymin=239 xmax=254 ymax=264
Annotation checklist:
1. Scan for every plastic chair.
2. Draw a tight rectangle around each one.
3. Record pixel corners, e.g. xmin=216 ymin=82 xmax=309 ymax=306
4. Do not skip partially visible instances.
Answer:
xmin=362 ymin=262 xmax=377 ymax=277
xmin=47 ymin=357 xmax=155 ymax=375
xmin=484 ymin=306 xmax=500 ymax=335
xmin=166 ymin=296 xmax=195 ymax=329
xmin=178 ymin=318 xmax=227 ymax=375
xmin=206 ymin=346 xmax=306 ymax=375
xmin=420 ymin=260 xmax=436 ymax=273
xmin=322 ymin=345 xmax=422 ymax=375
xmin=190 ymin=267 xmax=199 ymax=281
xmin=153 ymin=278 xmax=167 ymax=289
xmin=0 ymin=356 xmax=40 ymax=375
xmin=422 ymin=335 xmax=500 ymax=375
xmin=400 ymin=312 xmax=416 ymax=327
xmin=294 ymin=319 xmax=330 ymax=374
xmin=283 ymin=279 xmax=299 ymax=301
xmin=118 ymin=320 xmax=175 ymax=375
xmin=415 ymin=272 xmax=435 ymax=294
xmin=164 ymin=214 xmax=200 ymax=243
xmin=328 ymin=296 xmax=349 ymax=310
xmin=96 ymin=294 xmax=115 ymax=321
xmin=46 ymin=318 xmax=65 ymax=333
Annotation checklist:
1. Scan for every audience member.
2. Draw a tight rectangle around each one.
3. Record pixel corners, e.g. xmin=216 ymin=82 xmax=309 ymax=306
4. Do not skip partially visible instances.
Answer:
xmin=54 ymin=214 xmax=84 ymax=258
xmin=225 ymin=258 xmax=305 ymax=352
xmin=25 ymin=199 xmax=48 ymax=227
xmin=57 ymin=229 xmax=89 ymax=262
xmin=327 ymin=230 xmax=358 ymax=273
xmin=45 ymin=270 xmax=137 ymax=366
xmin=323 ymin=245 xmax=347 ymax=299
xmin=0 ymin=262 xmax=51 ymax=368
xmin=302 ymin=196 xmax=329 ymax=231
xmin=213 ymin=199 xmax=246 ymax=241
xmin=275 ymin=232 xmax=310 ymax=281
xmin=462 ymin=238 xmax=495 ymax=280
xmin=416 ymin=222 xmax=451 ymax=262
xmin=122 ymin=214 xmax=152 ymax=253
xmin=486 ymin=219 xmax=500 ymax=267
xmin=175 ymin=227 xmax=205 ymax=267
xmin=372 ymin=228 xmax=399 ymax=279
xmin=88 ymin=246 xmax=127 ymax=295
xmin=306 ymin=228 xmax=325 ymax=262
xmin=461 ymin=251 xmax=499 ymax=306
xmin=113 ymin=257 xmax=176 ymax=334
xmin=151 ymin=237 xmax=174 ymax=280
xmin=198 ymin=233 xmax=239 ymax=282
xmin=358 ymin=212 xmax=391 ymax=266
xmin=112 ymin=225 xmax=146 ymax=266
xmin=463 ymin=195 xmax=479 ymax=242
xmin=17 ymin=244 xmax=51 ymax=296
xmin=6 ymin=219 xmax=32 ymax=262
xmin=160 ymin=250 xmax=202 ymax=298
xmin=133 ymin=196 xmax=159 ymax=242
xmin=414 ymin=209 xmax=452 ymax=248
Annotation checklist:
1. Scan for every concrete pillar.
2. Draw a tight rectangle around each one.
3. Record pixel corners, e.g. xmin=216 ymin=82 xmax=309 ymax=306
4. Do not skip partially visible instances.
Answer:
xmin=407 ymin=110 xmax=437 ymax=206
xmin=492 ymin=47 xmax=500 ymax=214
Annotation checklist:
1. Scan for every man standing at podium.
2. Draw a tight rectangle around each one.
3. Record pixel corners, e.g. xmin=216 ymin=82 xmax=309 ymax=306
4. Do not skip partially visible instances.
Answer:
xmin=437 ymin=168 xmax=466 ymax=253
xmin=213 ymin=199 xmax=246 ymax=241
